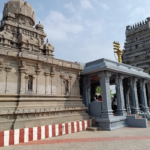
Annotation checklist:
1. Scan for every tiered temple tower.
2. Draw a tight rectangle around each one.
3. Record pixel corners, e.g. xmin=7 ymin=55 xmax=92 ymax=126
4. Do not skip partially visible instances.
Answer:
xmin=122 ymin=17 xmax=150 ymax=106
xmin=0 ymin=0 xmax=89 ymax=131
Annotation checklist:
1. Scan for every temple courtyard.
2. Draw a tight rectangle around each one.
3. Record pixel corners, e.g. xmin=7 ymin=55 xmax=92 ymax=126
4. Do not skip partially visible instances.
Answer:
xmin=1 ymin=126 xmax=150 ymax=150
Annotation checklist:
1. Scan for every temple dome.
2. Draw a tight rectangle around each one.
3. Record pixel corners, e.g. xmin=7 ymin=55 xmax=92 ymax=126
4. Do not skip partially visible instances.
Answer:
xmin=3 ymin=0 xmax=35 ymax=26
xmin=35 ymin=21 xmax=44 ymax=31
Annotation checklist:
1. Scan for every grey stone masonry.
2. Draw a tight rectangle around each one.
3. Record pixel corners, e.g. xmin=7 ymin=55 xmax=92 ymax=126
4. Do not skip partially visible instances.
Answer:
xmin=115 ymin=74 xmax=126 ymax=116
xmin=139 ymin=79 xmax=150 ymax=113
xmin=130 ymin=77 xmax=140 ymax=114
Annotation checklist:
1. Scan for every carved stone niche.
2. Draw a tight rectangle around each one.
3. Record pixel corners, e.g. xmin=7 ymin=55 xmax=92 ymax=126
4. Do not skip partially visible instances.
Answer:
xmin=63 ymin=75 xmax=70 ymax=96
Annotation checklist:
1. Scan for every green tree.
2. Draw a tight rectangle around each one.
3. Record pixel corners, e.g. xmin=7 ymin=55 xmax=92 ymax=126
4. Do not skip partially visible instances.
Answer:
xmin=96 ymin=86 xmax=115 ymax=100
xmin=96 ymin=86 xmax=101 ymax=94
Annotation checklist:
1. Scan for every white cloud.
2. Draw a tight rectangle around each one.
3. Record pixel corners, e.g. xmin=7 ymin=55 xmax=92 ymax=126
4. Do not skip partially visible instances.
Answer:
xmin=80 ymin=0 xmax=94 ymax=10
xmin=37 ymin=3 xmax=44 ymax=11
xmin=101 ymin=4 xmax=109 ymax=10
xmin=64 ymin=2 xmax=76 ymax=13
xmin=43 ymin=11 xmax=84 ymax=41
xmin=130 ymin=7 xmax=145 ymax=17
xmin=85 ymin=20 xmax=103 ymax=35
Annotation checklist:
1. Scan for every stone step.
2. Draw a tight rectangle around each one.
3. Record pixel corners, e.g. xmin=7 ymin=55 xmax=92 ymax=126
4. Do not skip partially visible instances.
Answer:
xmin=86 ymin=127 xmax=102 ymax=131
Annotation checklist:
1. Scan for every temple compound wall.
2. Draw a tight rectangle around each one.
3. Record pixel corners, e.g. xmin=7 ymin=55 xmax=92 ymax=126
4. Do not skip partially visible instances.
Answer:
xmin=0 ymin=0 xmax=89 ymax=131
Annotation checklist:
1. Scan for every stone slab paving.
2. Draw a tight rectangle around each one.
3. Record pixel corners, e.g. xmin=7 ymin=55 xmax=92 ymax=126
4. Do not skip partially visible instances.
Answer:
xmin=1 ymin=127 xmax=150 ymax=150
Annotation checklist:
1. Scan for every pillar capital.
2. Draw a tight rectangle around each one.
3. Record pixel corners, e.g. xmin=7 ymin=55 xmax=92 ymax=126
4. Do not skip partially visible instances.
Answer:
xmin=36 ymin=69 xmax=41 ymax=75
xmin=0 ymin=65 xmax=4 ymax=72
xmin=5 ymin=66 xmax=12 ymax=73
xmin=98 ymin=71 xmax=111 ymax=78
xmin=50 ymin=72 xmax=55 ymax=77
xmin=45 ymin=72 xmax=50 ymax=76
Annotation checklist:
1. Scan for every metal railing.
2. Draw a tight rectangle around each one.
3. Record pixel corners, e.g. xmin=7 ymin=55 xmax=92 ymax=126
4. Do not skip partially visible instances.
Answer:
xmin=129 ymin=105 xmax=147 ymax=118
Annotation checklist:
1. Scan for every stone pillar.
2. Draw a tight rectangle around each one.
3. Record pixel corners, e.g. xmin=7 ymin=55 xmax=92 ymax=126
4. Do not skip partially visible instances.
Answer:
xmin=98 ymin=71 xmax=113 ymax=118
xmin=115 ymin=74 xmax=126 ymax=116
xmin=32 ymin=75 xmax=36 ymax=94
xmin=139 ymin=79 xmax=150 ymax=114
xmin=36 ymin=70 xmax=40 ymax=94
xmin=60 ymin=74 xmax=64 ymax=95
xmin=146 ymin=82 xmax=150 ymax=107
xmin=69 ymin=75 xmax=72 ymax=95
xmin=0 ymin=65 xmax=4 ymax=94
xmin=50 ymin=71 xmax=55 ymax=95
xmin=25 ymin=75 xmax=29 ymax=94
xmin=20 ymin=68 xmax=26 ymax=94
xmin=45 ymin=72 xmax=50 ymax=95
xmin=84 ymin=76 xmax=91 ymax=112
xmin=130 ymin=77 xmax=140 ymax=114
xmin=126 ymin=90 xmax=131 ymax=114
xmin=82 ymin=76 xmax=87 ymax=106
xmin=5 ymin=66 xmax=12 ymax=93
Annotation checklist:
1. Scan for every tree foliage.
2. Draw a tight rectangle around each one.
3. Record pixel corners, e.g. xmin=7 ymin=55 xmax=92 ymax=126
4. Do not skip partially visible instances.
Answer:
xmin=96 ymin=86 xmax=115 ymax=100
xmin=96 ymin=86 xmax=101 ymax=94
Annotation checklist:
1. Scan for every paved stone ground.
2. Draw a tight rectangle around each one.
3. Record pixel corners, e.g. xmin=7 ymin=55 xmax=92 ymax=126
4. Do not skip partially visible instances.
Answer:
xmin=1 ymin=127 xmax=150 ymax=150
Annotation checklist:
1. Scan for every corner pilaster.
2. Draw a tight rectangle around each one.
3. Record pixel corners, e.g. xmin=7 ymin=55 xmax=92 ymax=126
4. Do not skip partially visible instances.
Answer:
xmin=5 ymin=65 xmax=12 ymax=93
xmin=45 ymin=71 xmax=50 ymax=94
xmin=139 ymin=79 xmax=150 ymax=114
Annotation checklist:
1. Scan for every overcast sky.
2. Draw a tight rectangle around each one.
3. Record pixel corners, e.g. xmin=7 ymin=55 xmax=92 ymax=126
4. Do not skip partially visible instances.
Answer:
xmin=0 ymin=0 xmax=150 ymax=64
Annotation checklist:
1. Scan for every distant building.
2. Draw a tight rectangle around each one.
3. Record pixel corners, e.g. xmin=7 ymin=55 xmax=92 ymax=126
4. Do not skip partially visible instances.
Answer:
xmin=122 ymin=17 xmax=150 ymax=106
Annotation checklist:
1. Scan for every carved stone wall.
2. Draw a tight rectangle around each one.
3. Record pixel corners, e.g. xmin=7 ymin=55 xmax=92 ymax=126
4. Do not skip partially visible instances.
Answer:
xmin=0 ymin=0 xmax=89 ymax=131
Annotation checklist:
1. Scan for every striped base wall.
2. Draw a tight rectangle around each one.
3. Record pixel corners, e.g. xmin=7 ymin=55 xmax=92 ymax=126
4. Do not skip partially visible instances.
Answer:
xmin=0 ymin=119 xmax=93 ymax=148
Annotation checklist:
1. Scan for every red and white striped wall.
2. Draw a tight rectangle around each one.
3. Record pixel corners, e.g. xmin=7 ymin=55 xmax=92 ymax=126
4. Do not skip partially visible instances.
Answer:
xmin=0 ymin=119 xmax=94 ymax=148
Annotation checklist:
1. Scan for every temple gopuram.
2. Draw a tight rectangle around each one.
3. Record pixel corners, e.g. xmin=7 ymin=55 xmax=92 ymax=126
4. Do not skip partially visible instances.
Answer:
xmin=122 ymin=18 xmax=150 ymax=107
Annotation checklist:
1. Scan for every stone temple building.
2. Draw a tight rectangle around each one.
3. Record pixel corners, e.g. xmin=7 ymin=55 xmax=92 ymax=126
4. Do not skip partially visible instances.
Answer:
xmin=122 ymin=17 xmax=150 ymax=107
xmin=0 ymin=0 xmax=89 ymax=131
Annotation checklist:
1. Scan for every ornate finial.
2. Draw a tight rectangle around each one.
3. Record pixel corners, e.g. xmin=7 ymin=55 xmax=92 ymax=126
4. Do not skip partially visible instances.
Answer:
xmin=47 ymin=39 xmax=49 ymax=43
xmin=140 ymin=22 xmax=142 ymax=26
xmin=142 ymin=20 xmax=144 ymax=25
xmin=133 ymin=25 xmax=134 ymax=28
xmin=113 ymin=41 xmax=123 ymax=63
